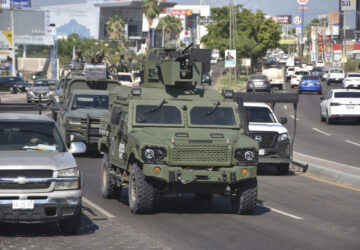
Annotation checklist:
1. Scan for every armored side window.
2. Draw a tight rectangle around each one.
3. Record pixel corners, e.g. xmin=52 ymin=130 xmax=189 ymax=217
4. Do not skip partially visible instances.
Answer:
xmin=111 ymin=107 xmax=122 ymax=125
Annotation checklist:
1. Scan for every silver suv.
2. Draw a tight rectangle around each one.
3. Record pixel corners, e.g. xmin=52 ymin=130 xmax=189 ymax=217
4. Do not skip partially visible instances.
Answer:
xmin=0 ymin=113 xmax=85 ymax=234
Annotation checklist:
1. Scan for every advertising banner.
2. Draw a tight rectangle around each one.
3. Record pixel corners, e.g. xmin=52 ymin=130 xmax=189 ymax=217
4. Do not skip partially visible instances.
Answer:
xmin=329 ymin=11 xmax=340 ymax=25
xmin=225 ymin=50 xmax=236 ymax=68
xmin=10 ymin=0 xmax=31 ymax=8
xmin=272 ymin=15 xmax=292 ymax=24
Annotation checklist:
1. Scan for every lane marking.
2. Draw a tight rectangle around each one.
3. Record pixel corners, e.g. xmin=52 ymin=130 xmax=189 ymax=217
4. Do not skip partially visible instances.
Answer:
xmin=257 ymin=203 xmax=303 ymax=220
xmin=289 ymin=115 xmax=299 ymax=121
xmin=312 ymin=127 xmax=331 ymax=136
xmin=294 ymin=151 xmax=360 ymax=170
xmin=284 ymin=105 xmax=288 ymax=110
xmin=345 ymin=140 xmax=360 ymax=147
xmin=296 ymin=172 xmax=360 ymax=192
xmin=82 ymin=197 xmax=116 ymax=218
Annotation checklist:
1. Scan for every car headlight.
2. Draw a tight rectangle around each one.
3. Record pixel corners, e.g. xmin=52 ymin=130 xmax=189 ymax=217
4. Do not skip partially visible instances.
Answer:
xmin=54 ymin=167 xmax=80 ymax=190
xmin=234 ymin=148 xmax=258 ymax=164
xmin=141 ymin=146 xmax=167 ymax=163
xmin=279 ymin=133 xmax=289 ymax=141
xmin=28 ymin=91 xmax=35 ymax=96
xmin=56 ymin=167 xmax=79 ymax=177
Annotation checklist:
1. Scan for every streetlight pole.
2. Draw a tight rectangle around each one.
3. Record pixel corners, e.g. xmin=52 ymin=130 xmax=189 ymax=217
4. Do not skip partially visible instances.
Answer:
xmin=11 ymin=7 xmax=16 ymax=76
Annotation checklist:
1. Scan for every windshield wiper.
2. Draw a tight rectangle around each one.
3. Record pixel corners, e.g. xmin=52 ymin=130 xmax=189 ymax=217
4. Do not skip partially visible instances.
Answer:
xmin=137 ymin=99 xmax=167 ymax=123
xmin=201 ymin=101 xmax=220 ymax=116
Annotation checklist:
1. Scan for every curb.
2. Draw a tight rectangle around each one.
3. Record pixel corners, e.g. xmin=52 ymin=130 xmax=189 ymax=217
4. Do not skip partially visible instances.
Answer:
xmin=292 ymin=160 xmax=360 ymax=189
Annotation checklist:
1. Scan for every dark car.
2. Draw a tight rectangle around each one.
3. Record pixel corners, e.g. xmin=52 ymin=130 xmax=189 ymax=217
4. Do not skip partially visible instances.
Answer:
xmin=202 ymin=73 xmax=212 ymax=85
xmin=311 ymin=67 xmax=323 ymax=78
xmin=294 ymin=58 xmax=302 ymax=66
xmin=11 ymin=81 xmax=33 ymax=94
xmin=246 ymin=74 xmax=271 ymax=92
xmin=269 ymin=61 xmax=279 ymax=68
xmin=0 ymin=76 xmax=25 ymax=92
xmin=27 ymin=79 xmax=58 ymax=103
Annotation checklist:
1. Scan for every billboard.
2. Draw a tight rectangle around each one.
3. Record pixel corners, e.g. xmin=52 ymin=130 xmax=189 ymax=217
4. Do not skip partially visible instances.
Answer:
xmin=329 ymin=11 xmax=340 ymax=25
xmin=225 ymin=50 xmax=236 ymax=68
xmin=272 ymin=15 xmax=292 ymax=24
xmin=11 ymin=0 xmax=31 ymax=8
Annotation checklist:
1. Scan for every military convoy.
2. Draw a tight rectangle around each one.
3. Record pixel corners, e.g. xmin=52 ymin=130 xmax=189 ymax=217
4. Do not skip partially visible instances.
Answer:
xmin=97 ymin=46 xmax=259 ymax=214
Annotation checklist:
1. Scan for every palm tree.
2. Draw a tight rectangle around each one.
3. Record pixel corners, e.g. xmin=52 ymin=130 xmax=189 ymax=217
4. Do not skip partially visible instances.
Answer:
xmin=157 ymin=15 xmax=183 ymax=46
xmin=106 ymin=14 xmax=125 ymax=41
xmin=143 ymin=0 xmax=160 ymax=49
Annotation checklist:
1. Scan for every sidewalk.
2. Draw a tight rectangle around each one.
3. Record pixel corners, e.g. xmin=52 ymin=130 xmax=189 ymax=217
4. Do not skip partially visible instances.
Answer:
xmin=292 ymin=151 xmax=360 ymax=189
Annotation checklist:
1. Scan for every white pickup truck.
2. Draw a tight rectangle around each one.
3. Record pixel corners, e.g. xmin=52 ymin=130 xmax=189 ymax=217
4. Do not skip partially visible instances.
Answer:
xmin=262 ymin=67 xmax=285 ymax=90
xmin=117 ymin=72 xmax=140 ymax=87
xmin=327 ymin=68 xmax=345 ymax=86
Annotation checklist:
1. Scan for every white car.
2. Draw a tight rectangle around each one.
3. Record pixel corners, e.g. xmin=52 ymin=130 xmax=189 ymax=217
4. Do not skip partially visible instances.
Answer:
xmin=290 ymin=70 xmax=310 ymax=88
xmin=117 ymin=72 xmax=140 ymax=87
xmin=316 ymin=60 xmax=325 ymax=68
xmin=286 ymin=67 xmax=295 ymax=82
xmin=342 ymin=73 xmax=360 ymax=89
xmin=327 ymin=68 xmax=345 ymax=85
xmin=244 ymin=102 xmax=290 ymax=175
xmin=320 ymin=89 xmax=360 ymax=124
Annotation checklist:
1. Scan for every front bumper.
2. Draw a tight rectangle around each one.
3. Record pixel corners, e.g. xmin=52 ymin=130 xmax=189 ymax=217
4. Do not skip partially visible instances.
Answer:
xmin=27 ymin=93 xmax=50 ymax=102
xmin=0 ymin=191 xmax=82 ymax=223
xmin=142 ymin=164 xmax=257 ymax=184
xmin=65 ymin=130 xmax=100 ymax=146
xmin=257 ymin=141 xmax=290 ymax=165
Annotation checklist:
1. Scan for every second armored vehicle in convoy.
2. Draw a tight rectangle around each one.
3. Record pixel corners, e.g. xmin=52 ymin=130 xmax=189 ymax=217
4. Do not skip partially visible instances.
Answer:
xmin=98 ymin=46 xmax=259 ymax=214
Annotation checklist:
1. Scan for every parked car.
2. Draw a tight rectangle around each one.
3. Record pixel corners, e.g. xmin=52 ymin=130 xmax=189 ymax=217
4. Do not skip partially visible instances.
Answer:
xmin=326 ymin=68 xmax=345 ymax=85
xmin=246 ymin=74 xmax=271 ymax=92
xmin=10 ymin=81 xmax=33 ymax=94
xmin=342 ymin=73 xmax=360 ymax=89
xmin=320 ymin=89 xmax=360 ymax=124
xmin=27 ymin=79 xmax=58 ymax=103
xmin=0 ymin=76 xmax=25 ymax=92
xmin=298 ymin=75 xmax=322 ymax=94
xmin=0 ymin=112 xmax=85 ymax=234
xmin=244 ymin=102 xmax=290 ymax=175
xmin=290 ymin=70 xmax=310 ymax=88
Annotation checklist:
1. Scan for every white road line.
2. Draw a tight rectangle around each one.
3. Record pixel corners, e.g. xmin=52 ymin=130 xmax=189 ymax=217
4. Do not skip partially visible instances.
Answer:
xmin=289 ymin=115 xmax=299 ymax=121
xmin=284 ymin=105 xmax=288 ymax=110
xmin=82 ymin=197 xmax=116 ymax=218
xmin=294 ymin=151 xmax=360 ymax=170
xmin=312 ymin=127 xmax=331 ymax=136
xmin=345 ymin=140 xmax=360 ymax=147
xmin=257 ymin=203 xmax=303 ymax=220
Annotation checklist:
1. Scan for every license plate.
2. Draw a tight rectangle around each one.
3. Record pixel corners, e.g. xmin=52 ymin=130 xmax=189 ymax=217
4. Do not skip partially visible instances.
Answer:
xmin=254 ymin=82 xmax=262 ymax=86
xmin=259 ymin=149 xmax=265 ymax=156
xmin=346 ymin=104 xmax=355 ymax=109
xmin=335 ymin=78 xmax=339 ymax=80
xmin=12 ymin=200 xmax=34 ymax=210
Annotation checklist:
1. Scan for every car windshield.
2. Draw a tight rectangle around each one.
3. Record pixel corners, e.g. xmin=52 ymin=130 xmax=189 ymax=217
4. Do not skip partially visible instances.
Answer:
xmin=72 ymin=95 xmax=109 ymax=109
xmin=250 ymin=75 xmax=268 ymax=80
xmin=34 ymin=80 xmax=56 ymax=86
xmin=136 ymin=105 xmax=182 ymax=124
xmin=245 ymin=106 xmax=276 ymax=123
xmin=330 ymin=69 xmax=344 ymax=73
xmin=295 ymin=71 xmax=309 ymax=75
xmin=334 ymin=92 xmax=360 ymax=98
xmin=118 ymin=75 xmax=132 ymax=81
xmin=348 ymin=74 xmax=360 ymax=78
xmin=302 ymin=76 xmax=320 ymax=80
xmin=190 ymin=107 xmax=236 ymax=126
xmin=0 ymin=121 xmax=65 ymax=152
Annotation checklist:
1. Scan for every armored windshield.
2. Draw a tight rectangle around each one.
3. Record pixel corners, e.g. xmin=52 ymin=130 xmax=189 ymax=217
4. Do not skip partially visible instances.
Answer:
xmin=118 ymin=75 xmax=132 ymax=81
xmin=72 ymin=95 xmax=109 ymax=109
xmin=190 ymin=107 xmax=236 ymax=126
xmin=135 ymin=105 xmax=182 ymax=124
xmin=0 ymin=122 xmax=66 ymax=152
xmin=34 ymin=80 xmax=57 ymax=86
xmin=244 ymin=106 xmax=276 ymax=123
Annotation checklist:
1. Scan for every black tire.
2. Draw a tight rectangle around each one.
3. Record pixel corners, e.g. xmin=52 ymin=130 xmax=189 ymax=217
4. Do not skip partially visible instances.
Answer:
xmin=326 ymin=111 xmax=332 ymax=125
xmin=277 ymin=163 xmax=289 ymax=175
xmin=279 ymin=85 xmax=283 ymax=90
xmin=128 ymin=162 xmax=156 ymax=214
xmin=101 ymin=153 xmax=122 ymax=199
xmin=320 ymin=111 xmax=325 ymax=122
xmin=298 ymin=91 xmax=302 ymax=94
xmin=318 ymin=91 xmax=322 ymax=95
xmin=230 ymin=178 xmax=257 ymax=215
xmin=290 ymin=85 xmax=294 ymax=89
xmin=59 ymin=211 xmax=82 ymax=235
xmin=27 ymin=99 xmax=32 ymax=104
xmin=327 ymin=81 xmax=331 ymax=86
xmin=195 ymin=193 xmax=213 ymax=200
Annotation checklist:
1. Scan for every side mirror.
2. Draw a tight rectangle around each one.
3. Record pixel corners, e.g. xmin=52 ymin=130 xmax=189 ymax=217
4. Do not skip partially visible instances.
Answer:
xmin=320 ymin=96 xmax=325 ymax=101
xmin=279 ymin=117 xmax=287 ymax=125
xmin=69 ymin=142 xmax=86 ymax=154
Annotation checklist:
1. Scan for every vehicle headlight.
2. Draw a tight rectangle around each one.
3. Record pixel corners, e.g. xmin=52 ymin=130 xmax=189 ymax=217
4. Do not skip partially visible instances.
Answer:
xmin=66 ymin=117 xmax=81 ymax=126
xmin=279 ymin=133 xmax=289 ymax=141
xmin=141 ymin=146 xmax=167 ymax=163
xmin=28 ymin=91 xmax=35 ymax=96
xmin=234 ymin=148 xmax=258 ymax=164
xmin=54 ymin=167 xmax=80 ymax=190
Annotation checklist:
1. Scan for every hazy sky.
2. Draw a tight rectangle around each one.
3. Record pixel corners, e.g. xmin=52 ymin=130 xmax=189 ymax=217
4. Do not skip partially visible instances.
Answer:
xmin=177 ymin=0 xmax=340 ymax=24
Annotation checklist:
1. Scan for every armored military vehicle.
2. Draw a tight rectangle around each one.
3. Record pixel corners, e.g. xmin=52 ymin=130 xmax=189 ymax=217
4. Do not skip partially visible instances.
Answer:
xmin=98 ymin=46 xmax=259 ymax=214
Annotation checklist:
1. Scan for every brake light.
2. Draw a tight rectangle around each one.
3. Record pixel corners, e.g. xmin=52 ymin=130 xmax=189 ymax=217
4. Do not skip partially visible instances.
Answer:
xmin=264 ymin=81 xmax=270 ymax=84
xmin=247 ymin=81 xmax=253 ymax=84
xmin=330 ymin=103 xmax=341 ymax=106
xmin=292 ymin=75 xmax=297 ymax=78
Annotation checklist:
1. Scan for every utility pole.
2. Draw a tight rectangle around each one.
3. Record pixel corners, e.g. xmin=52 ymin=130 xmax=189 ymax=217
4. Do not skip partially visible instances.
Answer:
xmin=229 ymin=0 xmax=232 ymax=86
xmin=233 ymin=4 xmax=237 ymax=80
xmin=11 ymin=7 xmax=16 ymax=76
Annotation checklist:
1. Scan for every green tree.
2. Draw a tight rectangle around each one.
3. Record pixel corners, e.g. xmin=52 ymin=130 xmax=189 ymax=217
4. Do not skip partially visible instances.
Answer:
xmin=201 ymin=6 xmax=281 ymax=67
xmin=143 ymin=0 xmax=160 ymax=49
xmin=157 ymin=15 xmax=183 ymax=45
xmin=106 ymin=14 xmax=125 ymax=41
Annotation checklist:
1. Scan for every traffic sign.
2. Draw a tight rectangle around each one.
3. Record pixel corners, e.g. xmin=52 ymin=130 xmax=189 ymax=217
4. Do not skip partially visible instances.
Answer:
xmin=297 ymin=6 xmax=309 ymax=10
xmin=293 ymin=16 xmax=302 ymax=25
xmin=297 ymin=0 xmax=309 ymax=5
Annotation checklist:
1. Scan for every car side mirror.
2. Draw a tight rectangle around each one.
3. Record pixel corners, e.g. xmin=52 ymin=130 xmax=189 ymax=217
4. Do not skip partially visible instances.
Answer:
xmin=69 ymin=142 xmax=86 ymax=154
xmin=320 ymin=96 xmax=325 ymax=100
xmin=279 ymin=117 xmax=287 ymax=124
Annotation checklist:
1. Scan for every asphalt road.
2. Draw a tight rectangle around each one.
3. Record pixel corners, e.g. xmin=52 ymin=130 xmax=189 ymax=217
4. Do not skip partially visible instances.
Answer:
xmin=0 ymin=88 xmax=359 ymax=249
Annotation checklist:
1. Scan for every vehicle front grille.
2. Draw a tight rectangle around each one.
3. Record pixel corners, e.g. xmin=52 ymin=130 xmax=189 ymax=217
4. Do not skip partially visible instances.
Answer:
xmin=172 ymin=144 xmax=228 ymax=163
xmin=0 ymin=183 xmax=51 ymax=189
xmin=0 ymin=170 xmax=53 ymax=190
xmin=80 ymin=118 xmax=101 ymax=141
xmin=250 ymin=132 xmax=278 ymax=148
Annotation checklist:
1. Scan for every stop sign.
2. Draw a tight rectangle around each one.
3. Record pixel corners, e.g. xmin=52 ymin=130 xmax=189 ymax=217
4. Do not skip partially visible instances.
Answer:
xmin=293 ymin=16 xmax=302 ymax=25
xmin=297 ymin=0 xmax=309 ymax=5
